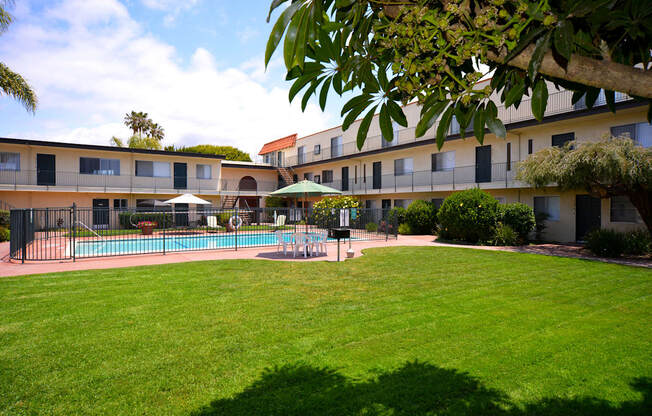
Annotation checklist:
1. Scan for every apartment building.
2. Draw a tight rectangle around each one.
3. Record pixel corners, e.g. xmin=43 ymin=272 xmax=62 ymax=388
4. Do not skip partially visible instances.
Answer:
xmin=259 ymin=86 xmax=649 ymax=242
xmin=0 ymin=138 xmax=278 ymax=223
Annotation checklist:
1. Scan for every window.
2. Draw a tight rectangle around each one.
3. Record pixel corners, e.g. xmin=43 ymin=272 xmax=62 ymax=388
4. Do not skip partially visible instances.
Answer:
xmin=314 ymin=174 xmax=321 ymax=184
xmin=573 ymin=90 xmax=606 ymax=110
xmin=0 ymin=152 xmax=20 ymax=171
xmin=354 ymin=165 xmax=358 ymax=184
xmin=196 ymin=164 xmax=211 ymax=179
xmin=314 ymin=144 xmax=321 ymax=155
xmin=528 ymin=139 xmax=533 ymax=154
xmin=394 ymin=199 xmax=411 ymax=208
xmin=431 ymin=198 xmax=444 ymax=209
xmin=382 ymin=121 xmax=400 ymax=148
xmin=431 ymin=151 xmax=455 ymax=172
xmin=394 ymin=158 xmax=413 ymax=176
xmin=495 ymin=197 xmax=506 ymax=204
xmin=506 ymin=143 xmax=512 ymax=171
xmin=534 ymin=196 xmax=560 ymax=221
xmin=135 ymin=161 xmax=170 ymax=177
xmin=381 ymin=199 xmax=391 ymax=210
xmin=552 ymin=132 xmax=574 ymax=148
xmin=303 ymin=172 xmax=313 ymax=181
xmin=113 ymin=199 xmax=128 ymax=210
xmin=331 ymin=136 xmax=343 ymax=158
xmin=610 ymin=195 xmax=640 ymax=223
xmin=611 ymin=123 xmax=652 ymax=148
xmin=79 ymin=157 xmax=120 ymax=175
xmin=297 ymin=146 xmax=306 ymax=164
xmin=363 ymin=164 xmax=366 ymax=183
xmin=264 ymin=153 xmax=272 ymax=164
xmin=322 ymin=170 xmax=333 ymax=183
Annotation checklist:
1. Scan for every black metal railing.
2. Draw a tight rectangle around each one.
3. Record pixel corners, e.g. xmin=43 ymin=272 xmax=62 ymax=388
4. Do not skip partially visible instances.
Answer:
xmin=9 ymin=206 xmax=397 ymax=261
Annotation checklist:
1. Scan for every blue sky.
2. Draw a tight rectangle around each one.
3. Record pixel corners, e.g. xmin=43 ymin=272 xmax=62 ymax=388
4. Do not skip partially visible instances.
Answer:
xmin=0 ymin=0 xmax=346 ymax=156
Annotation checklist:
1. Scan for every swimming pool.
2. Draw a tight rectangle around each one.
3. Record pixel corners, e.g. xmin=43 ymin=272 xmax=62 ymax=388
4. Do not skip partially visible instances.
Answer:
xmin=73 ymin=232 xmax=349 ymax=257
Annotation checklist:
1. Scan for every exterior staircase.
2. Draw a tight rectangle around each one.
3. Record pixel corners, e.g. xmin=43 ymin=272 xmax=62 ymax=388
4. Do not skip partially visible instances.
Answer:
xmin=277 ymin=167 xmax=295 ymax=186
xmin=221 ymin=195 xmax=238 ymax=209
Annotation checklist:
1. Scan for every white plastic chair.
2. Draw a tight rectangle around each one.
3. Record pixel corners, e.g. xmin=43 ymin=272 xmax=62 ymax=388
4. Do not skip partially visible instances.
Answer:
xmin=274 ymin=215 xmax=286 ymax=229
xmin=206 ymin=215 xmax=219 ymax=229
xmin=275 ymin=230 xmax=291 ymax=256
xmin=292 ymin=232 xmax=308 ymax=258
xmin=315 ymin=232 xmax=328 ymax=256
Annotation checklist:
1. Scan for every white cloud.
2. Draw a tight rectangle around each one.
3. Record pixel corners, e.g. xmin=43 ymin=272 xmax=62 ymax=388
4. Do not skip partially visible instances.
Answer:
xmin=140 ymin=0 xmax=201 ymax=26
xmin=0 ymin=0 xmax=333 ymax=157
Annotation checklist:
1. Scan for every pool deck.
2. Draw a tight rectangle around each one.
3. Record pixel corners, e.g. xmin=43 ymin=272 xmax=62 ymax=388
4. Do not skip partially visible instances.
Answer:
xmin=1 ymin=236 xmax=649 ymax=277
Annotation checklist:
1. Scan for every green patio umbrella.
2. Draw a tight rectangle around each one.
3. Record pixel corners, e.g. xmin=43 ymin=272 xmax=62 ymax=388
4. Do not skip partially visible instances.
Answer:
xmin=270 ymin=180 xmax=342 ymax=231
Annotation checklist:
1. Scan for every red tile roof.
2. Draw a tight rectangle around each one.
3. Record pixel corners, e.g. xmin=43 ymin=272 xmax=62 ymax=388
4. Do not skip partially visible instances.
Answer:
xmin=258 ymin=134 xmax=297 ymax=155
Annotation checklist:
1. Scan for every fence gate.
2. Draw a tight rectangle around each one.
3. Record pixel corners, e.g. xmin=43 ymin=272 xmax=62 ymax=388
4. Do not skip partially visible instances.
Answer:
xmin=9 ymin=207 xmax=73 ymax=262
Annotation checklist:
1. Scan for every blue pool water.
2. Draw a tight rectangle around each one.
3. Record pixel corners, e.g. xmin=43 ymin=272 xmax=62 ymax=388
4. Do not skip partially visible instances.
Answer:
xmin=74 ymin=232 xmax=348 ymax=257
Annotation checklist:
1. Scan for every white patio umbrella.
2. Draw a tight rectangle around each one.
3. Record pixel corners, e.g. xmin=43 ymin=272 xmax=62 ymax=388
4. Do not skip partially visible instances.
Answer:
xmin=163 ymin=194 xmax=211 ymax=205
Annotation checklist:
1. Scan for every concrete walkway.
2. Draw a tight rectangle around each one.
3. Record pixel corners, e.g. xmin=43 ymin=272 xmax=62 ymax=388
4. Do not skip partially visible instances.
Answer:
xmin=1 ymin=236 xmax=649 ymax=277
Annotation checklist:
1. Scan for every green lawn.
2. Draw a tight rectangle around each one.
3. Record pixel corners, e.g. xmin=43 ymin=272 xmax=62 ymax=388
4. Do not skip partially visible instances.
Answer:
xmin=0 ymin=247 xmax=650 ymax=415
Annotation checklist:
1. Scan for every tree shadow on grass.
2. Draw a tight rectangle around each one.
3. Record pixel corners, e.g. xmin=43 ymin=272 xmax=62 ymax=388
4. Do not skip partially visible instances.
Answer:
xmin=191 ymin=361 xmax=651 ymax=416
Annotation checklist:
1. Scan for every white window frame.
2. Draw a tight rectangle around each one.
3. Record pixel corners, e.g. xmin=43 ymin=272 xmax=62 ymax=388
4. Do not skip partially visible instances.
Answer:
xmin=196 ymin=164 xmax=212 ymax=179
xmin=534 ymin=196 xmax=560 ymax=221
xmin=0 ymin=152 xmax=20 ymax=171
xmin=135 ymin=160 xmax=171 ymax=178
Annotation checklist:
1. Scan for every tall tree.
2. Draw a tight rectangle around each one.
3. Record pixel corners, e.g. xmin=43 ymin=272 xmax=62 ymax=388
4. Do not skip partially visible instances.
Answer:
xmin=517 ymin=137 xmax=652 ymax=233
xmin=0 ymin=0 xmax=37 ymax=112
xmin=111 ymin=135 xmax=162 ymax=150
xmin=124 ymin=111 xmax=151 ymax=138
xmin=265 ymin=1 xmax=652 ymax=149
xmin=149 ymin=122 xmax=165 ymax=141
xmin=174 ymin=144 xmax=252 ymax=161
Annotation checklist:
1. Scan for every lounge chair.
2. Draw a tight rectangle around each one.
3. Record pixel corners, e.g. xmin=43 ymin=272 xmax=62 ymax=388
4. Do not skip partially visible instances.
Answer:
xmin=206 ymin=215 xmax=220 ymax=232
xmin=274 ymin=214 xmax=286 ymax=230
xmin=275 ymin=230 xmax=291 ymax=256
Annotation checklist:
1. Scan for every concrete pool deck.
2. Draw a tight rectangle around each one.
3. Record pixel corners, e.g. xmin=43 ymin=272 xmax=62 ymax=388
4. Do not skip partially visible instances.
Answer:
xmin=1 ymin=236 xmax=649 ymax=277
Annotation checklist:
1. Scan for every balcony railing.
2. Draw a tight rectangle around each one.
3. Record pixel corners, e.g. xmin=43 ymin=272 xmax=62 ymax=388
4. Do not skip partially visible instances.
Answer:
xmin=219 ymin=179 xmax=282 ymax=195
xmin=283 ymin=89 xmax=633 ymax=167
xmin=317 ymin=162 xmax=521 ymax=194
xmin=0 ymin=170 xmax=220 ymax=194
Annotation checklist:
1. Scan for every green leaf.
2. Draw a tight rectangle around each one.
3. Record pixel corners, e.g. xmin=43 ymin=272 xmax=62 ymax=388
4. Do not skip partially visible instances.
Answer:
xmin=435 ymin=106 xmax=454 ymax=150
xmin=571 ymin=90 xmax=585 ymax=105
xmin=379 ymin=104 xmax=393 ymax=142
xmin=265 ymin=1 xmax=302 ymax=67
xmin=503 ymin=26 xmax=546 ymax=63
xmin=387 ymin=100 xmax=407 ymax=127
xmin=357 ymin=105 xmax=378 ymax=150
xmin=341 ymin=94 xmax=372 ymax=116
xmin=531 ymin=79 xmax=548 ymax=121
xmin=528 ymin=32 xmax=551 ymax=80
xmin=342 ymin=99 xmax=371 ymax=131
xmin=415 ymin=101 xmax=448 ymax=138
xmin=377 ymin=66 xmax=389 ymax=91
xmin=301 ymin=78 xmax=322 ymax=111
xmin=473 ymin=105 xmax=486 ymax=145
xmin=288 ymin=73 xmax=315 ymax=102
xmin=319 ymin=77 xmax=331 ymax=110
xmin=283 ymin=7 xmax=308 ymax=69
xmin=266 ymin=0 xmax=289 ymax=22
xmin=486 ymin=116 xmax=506 ymax=139
xmin=504 ymin=78 xmax=525 ymax=108
xmin=584 ymin=88 xmax=600 ymax=109
xmin=486 ymin=101 xmax=498 ymax=119
xmin=553 ymin=20 xmax=574 ymax=63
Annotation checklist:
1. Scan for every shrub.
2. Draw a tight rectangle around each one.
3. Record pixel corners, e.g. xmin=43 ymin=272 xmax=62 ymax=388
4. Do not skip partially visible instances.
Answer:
xmin=264 ymin=196 xmax=287 ymax=208
xmin=398 ymin=223 xmax=413 ymax=235
xmin=0 ymin=227 xmax=9 ymax=242
xmin=623 ymin=229 xmax=651 ymax=255
xmin=534 ymin=212 xmax=549 ymax=241
xmin=0 ymin=209 xmax=9 ymax=228
xmin=118 ymin=212 xmax=172 ymax=229
xmin=312 ymin=196 xmax=361 ymax=227
xmin=492 ymin=223 xmax=519 ymax=246
xmin=499 ymin=203 xmax=535 ymax=240
xmin=405 ymin=200 xmax=438 ymax=235
xmin=387 ymin=207 xmax=406 ymax=228
xmin=365 ymin=222 xmax=378 ymax=232
xmin=437 ymin=189 xmax=499 ymax=243
xmin=585 ymin=229 xmax=626 ymax=257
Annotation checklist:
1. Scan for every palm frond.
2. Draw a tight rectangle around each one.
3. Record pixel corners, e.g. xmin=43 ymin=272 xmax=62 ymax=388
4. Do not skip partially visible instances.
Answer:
xmin=0 ymin=62 xmax=38 ymax=112
xmin=0 ymin=0 xmax=15 ymax=33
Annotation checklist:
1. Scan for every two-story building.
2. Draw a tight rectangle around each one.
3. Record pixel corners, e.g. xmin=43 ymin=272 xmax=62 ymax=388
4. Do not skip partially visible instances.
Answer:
xmin=258 ymin=85 xmax=649 ymax=243
xmin=0 ymin=139 xmax=278 ymax=224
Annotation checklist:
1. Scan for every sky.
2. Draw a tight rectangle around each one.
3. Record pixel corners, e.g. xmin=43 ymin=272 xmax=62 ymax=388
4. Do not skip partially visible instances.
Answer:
xmin=0 ymin=0 xmax=346 ymax=158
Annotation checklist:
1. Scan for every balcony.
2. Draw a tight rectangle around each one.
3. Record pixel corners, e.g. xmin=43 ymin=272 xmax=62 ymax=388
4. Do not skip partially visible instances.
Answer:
xmin=219 ymin=179 xmax=282 ymax=195
xmin=0 ymin=170 xmax=220 ymax=194
xmin=319 ymin=162 xmax=523 ymax=195
xmin=284 ymin=89 xmax=633 ymax=167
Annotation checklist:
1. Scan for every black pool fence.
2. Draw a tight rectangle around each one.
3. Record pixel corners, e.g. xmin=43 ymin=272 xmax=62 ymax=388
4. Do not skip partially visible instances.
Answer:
xmin=9 ymin=205 xmax=398 ymax=262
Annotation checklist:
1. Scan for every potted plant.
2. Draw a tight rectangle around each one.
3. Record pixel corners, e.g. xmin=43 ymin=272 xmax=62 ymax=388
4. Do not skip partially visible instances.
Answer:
xmin=137 ymin=221 xmax=157 ymax=235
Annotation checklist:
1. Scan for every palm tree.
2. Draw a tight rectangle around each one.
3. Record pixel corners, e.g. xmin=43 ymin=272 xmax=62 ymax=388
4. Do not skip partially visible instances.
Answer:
xmin=124 ymin=111 xmax=150 ymax=138
xmin=0 ymin=1 xmax=37 ymax=112
xmin=148 ymin=122 xmax=165 ymax=141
